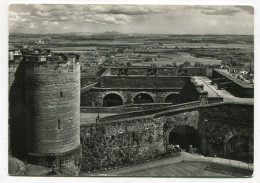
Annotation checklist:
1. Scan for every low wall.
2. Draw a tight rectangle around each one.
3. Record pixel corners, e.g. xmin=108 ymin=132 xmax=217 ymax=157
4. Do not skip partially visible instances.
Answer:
xmin=99 ymin=101 xmax=201 ymax=122
xmin=208 ymin=97 xmax=224 ymax=104
xmin=80 ymin=103 xmax=173 ymax=113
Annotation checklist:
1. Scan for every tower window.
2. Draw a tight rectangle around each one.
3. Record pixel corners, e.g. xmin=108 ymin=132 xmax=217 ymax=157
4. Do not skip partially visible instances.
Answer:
xmin=58 ymin=119 xmax=60 ymax=129
xmin=60 ymin=90 xmax=63 ymax=98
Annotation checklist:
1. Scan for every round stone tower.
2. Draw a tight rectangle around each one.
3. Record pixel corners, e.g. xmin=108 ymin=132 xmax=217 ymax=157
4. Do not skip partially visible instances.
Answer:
xmin=24 ymin=53 xmax=81 ymax=174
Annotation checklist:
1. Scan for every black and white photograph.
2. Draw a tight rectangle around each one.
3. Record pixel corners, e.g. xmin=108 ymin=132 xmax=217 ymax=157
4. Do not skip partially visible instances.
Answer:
xmin=5 ymin=3 xmax=257 ymax=180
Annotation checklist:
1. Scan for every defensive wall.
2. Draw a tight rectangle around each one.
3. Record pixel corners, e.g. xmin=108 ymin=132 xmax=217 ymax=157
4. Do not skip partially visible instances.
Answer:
xmin=80 ymin=67 xmax=216 ymax=107
xmin=80 ymin=102 xmax=253 ymax=172
xmin=81 ymin=76 xmax=207 ymax=106
xmin=212 ymin=69 xmax=254 ymax=98
xmin=99 ymin=76 xmax=189 ymax=88
xmin=105 ymin=67 xmax=212 ymax=77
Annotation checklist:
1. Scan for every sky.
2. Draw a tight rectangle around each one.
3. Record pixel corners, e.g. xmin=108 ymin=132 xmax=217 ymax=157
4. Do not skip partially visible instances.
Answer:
xmin=9 ymin=4 xmax=254 ymax=35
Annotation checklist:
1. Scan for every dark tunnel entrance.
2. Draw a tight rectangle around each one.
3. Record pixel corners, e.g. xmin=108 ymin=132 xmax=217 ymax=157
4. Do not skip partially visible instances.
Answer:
xmin=169 ymin=125 xmax=200 ymax=151
xmin=103 ymin=93 xmax=123 ymax=107
xmin=133 ymin=93 xmax=154 ymax=104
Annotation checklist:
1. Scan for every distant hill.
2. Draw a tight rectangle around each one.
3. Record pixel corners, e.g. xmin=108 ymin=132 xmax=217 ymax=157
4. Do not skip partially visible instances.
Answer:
xmin=94 ymin=31 xmax=126 ymax=36
xmin=62 ymin=32 xmax=93 ymax=36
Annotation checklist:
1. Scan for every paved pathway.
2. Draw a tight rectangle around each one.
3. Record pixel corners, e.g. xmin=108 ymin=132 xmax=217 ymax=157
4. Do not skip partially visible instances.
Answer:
xmin=83 ymin=152 xmax=252 ymax=177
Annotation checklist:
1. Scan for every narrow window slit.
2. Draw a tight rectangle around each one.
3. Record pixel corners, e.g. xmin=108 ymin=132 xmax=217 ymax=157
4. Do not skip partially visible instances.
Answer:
xmin=58 ymin=119 xmax=60 ymax=129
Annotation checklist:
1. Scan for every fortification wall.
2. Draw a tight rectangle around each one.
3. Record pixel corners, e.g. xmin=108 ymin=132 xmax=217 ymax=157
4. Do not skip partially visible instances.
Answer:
xmin=80 ymin=103 xmax=253 ymax=172
xmin=80 ymin=117 xmax=165 ymax=172
xmin=81 ymin=89 xmax=182 ymax=106
xmin=99 ymin=76 xmax=189 ymax=88
xmin=198 ymin=104 xmax=253 ymax=158
xmin=109 ymin=67 xmax=178 ymax=76
xmin=107 ymin=67 xmax=210 ymax=76
xmin=81 ymin=77 xmax=203 ymax=106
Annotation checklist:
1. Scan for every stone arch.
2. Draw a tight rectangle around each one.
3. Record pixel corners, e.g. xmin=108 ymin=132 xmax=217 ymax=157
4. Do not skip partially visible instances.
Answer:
xmin=166 ymin=125 xmax=201 ymax=151
xmin=102 ymin=93 xmax=124 ymax=107
xmin=133 ymin=92 xmax=154 ymax=104
xmin=164 ymin=93 xmax=183 ymax=104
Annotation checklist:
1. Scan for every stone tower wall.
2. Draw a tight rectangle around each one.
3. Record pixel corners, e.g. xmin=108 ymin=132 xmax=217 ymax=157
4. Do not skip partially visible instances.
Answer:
xmin=9 ymin=61 xmax=26 ymax=158
xmin=25 ymin=61 xmax=81 ymax=154
xmin=24 ymin=60 xmax=81 ymax=173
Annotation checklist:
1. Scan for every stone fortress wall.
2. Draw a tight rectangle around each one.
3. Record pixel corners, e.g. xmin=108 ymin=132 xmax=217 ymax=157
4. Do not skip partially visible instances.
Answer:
xmin=107 ymin=67 xmax=211 ymax=76
xmin=81 ymin=66 xmax=211 ymax=107
xmin=80 ymin=102 xmax=253 ymax=172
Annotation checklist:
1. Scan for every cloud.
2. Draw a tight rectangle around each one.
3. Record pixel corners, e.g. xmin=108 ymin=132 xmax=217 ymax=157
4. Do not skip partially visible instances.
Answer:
xmin=200 ymin=6 xmax=254 ymax=16
xmin=8 ymin=5 xmax=254 ymax=34
xmin=41 ymin=21 xmax=59 ymax=27
xmin=102 ymin=6 xmax=162 ymax=15
xmin=201 ymin=8 xmax=240 ymax=16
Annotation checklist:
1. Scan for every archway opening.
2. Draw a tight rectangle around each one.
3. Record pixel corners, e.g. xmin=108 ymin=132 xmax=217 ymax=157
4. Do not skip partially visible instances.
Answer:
xmin=133 ymin=93 xmax=154 ymax=104
xmin=226 ymin=136 xmax=249 ymax=161
xmin=103 ymin=93 xmax=123 ymax=107
xmin=165 ymin=94 xmax=183 ymax=104
xmin=169 ymin=125 xmax=200 ymax=151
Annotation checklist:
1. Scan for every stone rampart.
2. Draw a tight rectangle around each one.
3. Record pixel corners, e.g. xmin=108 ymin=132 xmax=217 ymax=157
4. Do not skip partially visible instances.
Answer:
xmin=80 ymin=102 xmax=253 ymax=172
xmin=107 ymin=67 xmax=210 ymax=77
xmin=81 ymin=89 xmax=182 ymax=106
xmin=99 ymin=76 xmax=190 ymax=88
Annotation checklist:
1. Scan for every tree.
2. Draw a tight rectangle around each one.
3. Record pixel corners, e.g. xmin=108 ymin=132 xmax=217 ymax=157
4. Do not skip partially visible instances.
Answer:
xmin=183 ymin=61 xmax=191 ymax=67
xmin=194 ymin=61 xmax=204 ymax=67
xmin=172 ymin=62 xmax=177 ymax=67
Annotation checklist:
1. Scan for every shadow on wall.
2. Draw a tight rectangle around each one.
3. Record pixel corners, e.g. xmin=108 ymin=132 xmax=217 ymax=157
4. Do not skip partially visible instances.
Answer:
xmin=9 ymin=61 xmax=27 ymax=159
